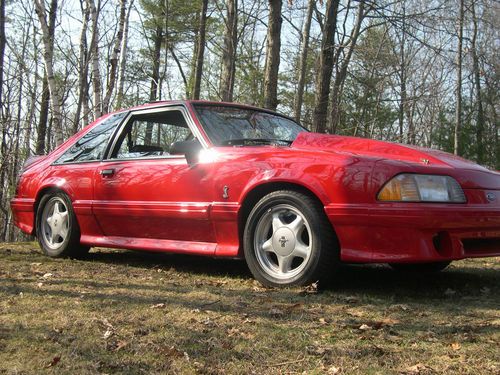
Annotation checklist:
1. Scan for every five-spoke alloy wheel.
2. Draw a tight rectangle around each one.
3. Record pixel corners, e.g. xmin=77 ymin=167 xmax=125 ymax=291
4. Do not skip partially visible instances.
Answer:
xmin=36 ymin=192 xmax=89 ymax=258
xmin=244 ymin=190 xmax=338 ymax=287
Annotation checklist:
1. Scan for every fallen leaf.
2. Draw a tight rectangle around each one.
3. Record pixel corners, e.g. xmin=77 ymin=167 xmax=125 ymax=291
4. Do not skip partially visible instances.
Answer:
xmin=302 ymin=281 xmax=319 ymax=294
xmin=319 ymin=318 xmax=329 ymax=325
xmin=103 ymin=329 xmax=113 ymax=340
xmin=42 ymin=273 xmax=53 ymax=279
xmin=403 ymin=363 xmax=434 ymax=374
xmin=359 ymin=324 xmax=372 ymax=331
xmin=328 ymin=366 xmax=341 ymax=374
xmin=37 ymin=282 xmax=44 ymax=288
xmin=450 ymin=342 xmax=461 ymax=351
xmin=114 ymin=340 xmax=128 ymax=351
xmin=30 ymin=262 xmax=42 ymax=266
xmin=150 ymin=303 xmax=166 ymax=309
xmin=45 ymin=355 xmax=61 ymax=368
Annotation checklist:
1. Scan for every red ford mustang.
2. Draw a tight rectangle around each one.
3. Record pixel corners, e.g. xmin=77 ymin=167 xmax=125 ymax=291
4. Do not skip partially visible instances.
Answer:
xmin=11 ymin=101 xmax=500 ymax=286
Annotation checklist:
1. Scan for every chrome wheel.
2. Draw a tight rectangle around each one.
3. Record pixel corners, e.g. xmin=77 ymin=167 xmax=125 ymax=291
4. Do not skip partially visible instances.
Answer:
xmin=41 ymin=197 xmax=69 ymax=250
xmin=253 ymin=204 xmax=312 ymax=280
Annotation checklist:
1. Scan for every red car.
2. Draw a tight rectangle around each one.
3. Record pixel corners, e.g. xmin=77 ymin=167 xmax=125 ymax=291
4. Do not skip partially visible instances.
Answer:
xmin=11 ymin=101 xmax=500 ymax=286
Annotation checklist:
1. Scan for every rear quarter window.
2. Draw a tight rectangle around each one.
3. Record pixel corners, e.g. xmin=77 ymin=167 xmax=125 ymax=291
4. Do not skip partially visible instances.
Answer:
xmin=55 ymin=113 xmax=126 ymax=164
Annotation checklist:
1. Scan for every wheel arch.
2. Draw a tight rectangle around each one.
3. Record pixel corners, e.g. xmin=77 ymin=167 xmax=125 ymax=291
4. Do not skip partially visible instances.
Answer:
xmin=33 ymin=185 xmax=74 ymax=235
xmin=237 ymin=181 xmax=339 ymax=251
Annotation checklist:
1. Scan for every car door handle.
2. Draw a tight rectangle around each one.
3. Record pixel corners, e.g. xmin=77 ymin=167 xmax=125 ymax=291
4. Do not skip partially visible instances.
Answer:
xmin=100 ymin=169 xmax=115 ymax=177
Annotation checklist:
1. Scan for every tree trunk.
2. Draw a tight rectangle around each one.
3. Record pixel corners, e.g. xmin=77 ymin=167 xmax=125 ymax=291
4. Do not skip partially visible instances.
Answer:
xmin=116 ymin=0 xmax=133 ymax=109
xmin=36 ymin=76 xmax=50 ymax=154
xmin=34 ymin=0 xmax=64 ymax=146
xmin=311 ymin=0 xmax=340 ymax=133
xmin=102 ymin=0 xmax=127 ymax=114
xmin=150 ymin=25 xmax=162 ymax=102
xmin=471 ymin=2 xmax=484 ymax=165
xmin=329 ymin=1 xmax=365 ymax=133
xmin=220 ymin=0 xmax=238 ymax=102
xmin=293 ymin=0 xmax=314 ymax=122
xmin=191 ymin=0 xmax=208 ymax=100
xmin=454 ymin=0 xmax=464 ymax=155
xmin=73 ymin=0 xmax=91 ymax=133
xmin=398 ymin=1 xmax=407 ymax=143
xmin=263 ymin=0 xmax=282 ymax=111
xmin=89 ymin=0 xmax=103 ymax=119
xmin=0 ymin=0 xmax=5 ymax=110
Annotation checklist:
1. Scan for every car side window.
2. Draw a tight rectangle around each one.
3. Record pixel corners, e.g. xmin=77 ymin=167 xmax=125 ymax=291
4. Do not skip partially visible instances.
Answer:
xmin=111 ymin=109 xmax=192 ymax=159
xmin=55 ymin=112 xmax=126 ymax=164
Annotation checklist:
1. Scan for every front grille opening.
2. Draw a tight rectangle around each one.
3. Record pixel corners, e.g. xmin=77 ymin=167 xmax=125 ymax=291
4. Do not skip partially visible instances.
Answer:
xmin=462 ymin=238 xmax=500 ymax=255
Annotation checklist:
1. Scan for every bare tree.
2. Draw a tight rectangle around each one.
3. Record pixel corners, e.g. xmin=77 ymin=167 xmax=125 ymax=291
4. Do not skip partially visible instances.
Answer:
xmin=471 ymin=1 xmax=484 ymax=164
xmin=454 ymin=0 xmax=464 ymax=155
xmin=0 ymin=0 xmax=5 ymax=110
xmin=220 ymin=0 xmax=238 ymax=101
xmin=293 ymin=0 xmax=314 ymax=121
xmin=263 ymin=0 xmax=282 ymax=111
xmin=89 ymin=0 xmax=103 ymax=119
xmin=329 ymin=0 xmax=366 ymax=133
xmin=191 ymin=0 xmax=208 ymax=100
xmin=34 ymin=0 xmax=64 ymax=145
xmin=150 ymin=25 xmax=162 ymax=102
xmin=312 ymin=0 xmax=340 ymax=133
xmin=116 ymin=0 xmax=133 ymax=109
xmin=102 ymin=0 xmax=128 ymax=114
xmin=73 ymin=0 xmax=91 ymax=133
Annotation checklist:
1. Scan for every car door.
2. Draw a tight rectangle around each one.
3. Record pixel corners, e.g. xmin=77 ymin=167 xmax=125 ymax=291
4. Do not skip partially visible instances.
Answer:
xmin=49 ymin=112 xmax=127 ymax=239
xmin=92 ymin=106 xmax=217 ymax=246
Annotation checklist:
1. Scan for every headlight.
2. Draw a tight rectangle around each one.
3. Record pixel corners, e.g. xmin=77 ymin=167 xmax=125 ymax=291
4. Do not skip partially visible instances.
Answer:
xmin=377 ymin=174 xmax=466 ymax=203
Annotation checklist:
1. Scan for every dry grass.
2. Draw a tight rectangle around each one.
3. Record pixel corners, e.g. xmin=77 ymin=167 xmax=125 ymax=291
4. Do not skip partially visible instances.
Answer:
xmin=0 ymin=242 xmax=498 ymax=374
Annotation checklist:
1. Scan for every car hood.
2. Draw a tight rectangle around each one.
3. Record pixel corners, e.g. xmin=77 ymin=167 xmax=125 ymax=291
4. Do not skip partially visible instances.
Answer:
xmin=291 ymin=132 xmax=500 ymax=189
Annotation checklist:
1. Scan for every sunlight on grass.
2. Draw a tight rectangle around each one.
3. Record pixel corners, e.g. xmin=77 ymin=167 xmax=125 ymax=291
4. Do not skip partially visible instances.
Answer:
xmin=0 ymin=243 xmax=498 ymax=374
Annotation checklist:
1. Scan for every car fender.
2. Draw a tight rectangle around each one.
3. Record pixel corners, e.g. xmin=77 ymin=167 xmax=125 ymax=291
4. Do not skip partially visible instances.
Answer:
xmin=238 ymin=166 xmax=333 ymax=206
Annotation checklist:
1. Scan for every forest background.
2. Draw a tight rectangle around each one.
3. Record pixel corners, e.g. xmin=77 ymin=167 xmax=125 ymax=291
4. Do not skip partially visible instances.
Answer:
xmin=0 ymin=0 xmax=498 ymax=241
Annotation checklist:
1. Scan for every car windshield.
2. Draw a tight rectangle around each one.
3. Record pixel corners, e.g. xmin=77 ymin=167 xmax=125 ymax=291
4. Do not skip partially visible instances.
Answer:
xmin=193 ymin=105 xmax=307 ymax=146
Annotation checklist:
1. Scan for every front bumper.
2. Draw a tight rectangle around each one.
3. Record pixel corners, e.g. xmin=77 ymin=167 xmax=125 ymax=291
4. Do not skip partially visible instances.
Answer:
xmin=326 ymin=199 xmax=500 ymax=263
xmin=10 ymin=198 xmax=35 ymax=235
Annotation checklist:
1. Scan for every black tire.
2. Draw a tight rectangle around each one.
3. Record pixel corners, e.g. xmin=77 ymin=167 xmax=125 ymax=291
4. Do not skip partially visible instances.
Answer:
xmin=243 ymin=190 xmax=339 ymax=287
xmin=389 ymin=261 xmax=451 ymax=273
xmin=35 ymin=191 xmax=90 ymax=258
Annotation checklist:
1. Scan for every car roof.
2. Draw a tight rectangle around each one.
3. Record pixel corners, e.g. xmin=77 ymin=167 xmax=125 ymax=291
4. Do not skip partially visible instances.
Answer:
xmin=120 ymin=100 xmax=292 ymax=120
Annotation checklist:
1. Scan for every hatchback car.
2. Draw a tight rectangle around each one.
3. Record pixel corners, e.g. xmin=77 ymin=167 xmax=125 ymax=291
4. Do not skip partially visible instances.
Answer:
xmin=11 ymin=101 xmax=500 ymax=286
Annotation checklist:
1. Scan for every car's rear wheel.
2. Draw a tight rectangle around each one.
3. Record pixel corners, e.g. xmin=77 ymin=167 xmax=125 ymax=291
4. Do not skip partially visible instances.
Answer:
xmin=389 ymin=261 xmax=451 ymax=273
xmin=36 ymin=192 xmax=90 ymax=258
xmin=243 ymin=190 xmax=338 ymax=287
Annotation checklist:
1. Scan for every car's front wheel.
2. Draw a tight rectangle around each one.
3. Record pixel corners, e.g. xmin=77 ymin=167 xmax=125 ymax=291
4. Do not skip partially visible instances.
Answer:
xmin=243 ymin=190 xmax=338 ymax=287
xmin=36 ymin=192 xmax=90 ymax=258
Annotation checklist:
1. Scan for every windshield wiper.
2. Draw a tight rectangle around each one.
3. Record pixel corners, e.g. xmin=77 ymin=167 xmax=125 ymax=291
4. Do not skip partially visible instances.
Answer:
xmin=221 ymin=138 xmax=293 ymax=146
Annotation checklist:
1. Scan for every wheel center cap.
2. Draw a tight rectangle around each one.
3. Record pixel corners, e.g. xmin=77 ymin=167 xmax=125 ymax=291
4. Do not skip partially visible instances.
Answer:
xmin=272 ymin=227 xmax=296 ymax=256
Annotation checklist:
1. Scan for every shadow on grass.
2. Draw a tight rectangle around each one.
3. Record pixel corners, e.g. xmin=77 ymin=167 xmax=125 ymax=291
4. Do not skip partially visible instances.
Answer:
xmin=83 ymin=248 xmax=499 ymax=299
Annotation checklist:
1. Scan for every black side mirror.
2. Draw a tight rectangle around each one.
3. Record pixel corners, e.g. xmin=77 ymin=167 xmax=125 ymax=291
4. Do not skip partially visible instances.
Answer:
xmin=170 ymin=139 xmax=202 ymax=165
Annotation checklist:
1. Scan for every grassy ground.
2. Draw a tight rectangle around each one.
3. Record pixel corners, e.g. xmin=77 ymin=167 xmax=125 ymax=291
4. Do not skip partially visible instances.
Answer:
xmin=0 ymin=243 xmax=498 ymax=375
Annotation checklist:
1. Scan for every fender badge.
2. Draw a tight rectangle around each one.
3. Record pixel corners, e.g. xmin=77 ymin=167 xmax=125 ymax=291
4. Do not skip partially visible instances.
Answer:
xmin=222 ymin=185 xmax=229 ymax=199
xmin=486 ymin=193 xmax=496 ymax=202
xmin=420 ymin=158 xmax=430 ymax=165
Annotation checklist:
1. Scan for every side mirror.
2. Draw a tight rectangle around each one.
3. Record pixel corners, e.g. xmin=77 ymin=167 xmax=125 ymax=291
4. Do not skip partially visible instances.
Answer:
xmin=170 ymin=139 xmax=203 ymax=165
